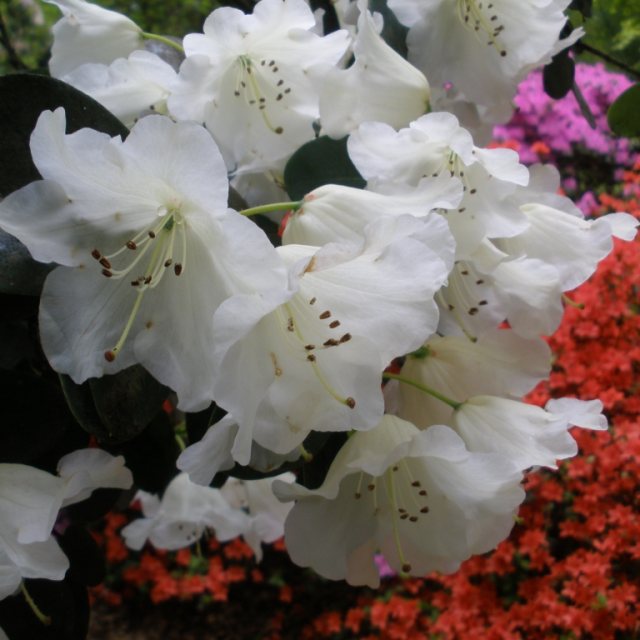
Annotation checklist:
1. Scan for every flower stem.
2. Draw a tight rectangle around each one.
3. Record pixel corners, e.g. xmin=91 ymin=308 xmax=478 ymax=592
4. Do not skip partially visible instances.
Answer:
xmin=383 ymin=372 xmax=462 ymax=410
xmin=21 ymin=583 xmax=51 ymax=626
xmin=239 ymin=201 xmax=303 ymax=217
xmin=141 ymin=32 xmax=185 ymax=54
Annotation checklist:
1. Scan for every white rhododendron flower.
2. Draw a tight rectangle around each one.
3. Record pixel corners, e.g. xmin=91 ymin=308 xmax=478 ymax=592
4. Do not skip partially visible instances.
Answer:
xmin=168 ymin=0 xmax=350 ymax=174
xmin=274 ymin=416 xmax=524 ymax=587
xmin=220 ymin=474 xmax=295 ymax=560
xmin=451 ymin=396 xmax=608 ymax=470
xmin=61 ymin=50 xmax=178 ymax=127
xmin=177 ymin=415 xmax=301 ymax=487
xmin=0 ymin=109 xmax=288 ymax=411
xmin=121 ymin=473 xmax=248 ymax=551
xmin=388 ymin=0 xmax=583 ymax=110
xmin=45 ymin=0 xmax=144 ymax=77
xmin=211 ymin=215 xmax=454 ymax=463
xmin=347 ymin=113 xmax=530 ymax=258
xmin=281 ymin=175 xmax=462 ymax=246
xmin=317 ymin=0 xmax=430 ymax=138
xmin=122 ymin=472 xmax=294 ymax=559
xmin=0 ymin=450 xmax=132 ymax=599
xmin=397 ymin=330 xmax=551 ymax=426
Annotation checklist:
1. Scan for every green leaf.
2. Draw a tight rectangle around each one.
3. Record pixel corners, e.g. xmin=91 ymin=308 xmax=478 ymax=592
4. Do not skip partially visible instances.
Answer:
xmin=369 ymin=0 xmax=410 ymax=57
xmin=284 ymin=136 xmax=365 ymax=200
xmin=60 ymin=365 xmax=170 ymax=444
xmin=0 ymin=229 xmax=53 ymax=296
xmin=607 ymin=83 xmax=640 ymax=138
xmin=543 ymin=51 xmax=575 ymax=99
xmin=0 ymin=73 xmax=128 ymax=197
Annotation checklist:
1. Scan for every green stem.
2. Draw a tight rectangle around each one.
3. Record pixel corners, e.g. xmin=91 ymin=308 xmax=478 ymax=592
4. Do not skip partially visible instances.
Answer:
xmin=21 ymin=583 xmax=51 ymax=626
xmin=383 ymin=372 xmax=462 ymax=410
xmin=239 ymin=201 xmax=303 ymax=217
xmin=141 ymin=32 xmax=185 ymax=54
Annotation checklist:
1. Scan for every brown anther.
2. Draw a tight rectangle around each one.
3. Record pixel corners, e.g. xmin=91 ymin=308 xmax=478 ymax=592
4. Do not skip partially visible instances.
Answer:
xmin=345 ymin=397 xmax=356 ymax=409
xmin=409 ymin=516 xmax=418 ymax=522
xmin=392 ymin=466 xmax=399 ymax=472
xmin=148 ymin=230 xmax=156 ymax=238
xmin=304 ymin=344 xmax=315 ymax=351
xmin=476 ymin=279 xmax=485 ymax=285
xmin=479 ymin=300 xmax=488 ymax=306
xmin=323 ymin=339 xmax=339 ymax=347
xmin=287 ymin=317 xmax=295 ymax=332
xmin=309 ymin=297 xmax=317 ymax=305
xmin=468 ymin=307 xmax=479 ymax=315
xmin=319 ymin=310 xmax=331 ymax=319
xmin=461 ymin=269 xmax=469 ymax=275
xmin=419 ymin=490 xmax=427 ymax=496
xmin=398 ymin=508 xmax=406 ymax=513
xmin=329 ymin=320 xmax=340 ymax=328
xmin=131 ymin=280 xmax=140 ymax=287
xmin=164 ymin=259 xmax=173 ymax=267
xmin=470 ymin=188 xmax=477 ymax=194
xmin=411 ymin=480 xmax=421 ymax=487
xmin=401 ymin=563 xmax=412 ymax=573
xmin=420 ymin=506 xmax=430 ymax=513
xmin=99 ymin=257 xmax=112 ymax=269
xmin=104 ymin=350 xmax=116 ymax=362
xmin=354 ymin=492 xmax=361 ymax=499
xmin=174 ymin=264 xmax=183 ymax=276
xmin=126 ymin=240 xmax=137 ymax=250
xmin=367 ymin=483 xmax=375 ymax=491
xmin=275 ymin=127 xmax=284 ymax=134
xmin=339 ymin=333 xmax=352 ymax=343
xmin=101 ymin=269 xmax=113 ymax=278
xmin=91 ymin=249 xmax=101 ymax=260
xmin=144 ymin=275 xmax=152 ymax=285
xmin=400 ymin=514 xmax=409 ymax=520
xmin=306 ymin=354 xmax=316 ymax=362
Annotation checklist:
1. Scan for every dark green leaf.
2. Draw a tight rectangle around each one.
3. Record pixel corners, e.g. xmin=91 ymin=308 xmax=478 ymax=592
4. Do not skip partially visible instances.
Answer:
xmin=60 ymin=365 xmax=170 ymax=444
xmin=370 ymin=0 xmax=409 ymax=57
xmin=543 ymin=51 xmax=575 ymax=99
xmin=284 ymin=136 xmax=365 ymax=200
xmin=0 ymin=73 xmax=128 ymax=198
xmin=113 ymin=411 xmax=180 ymax=493
xmin=0 ymin=229 xmax=53 ymax=296
xmin=607 ymin=83 xmax=640 ymax=138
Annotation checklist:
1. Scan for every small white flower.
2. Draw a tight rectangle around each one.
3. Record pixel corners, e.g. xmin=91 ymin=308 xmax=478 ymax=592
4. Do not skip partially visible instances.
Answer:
xmin=452 ymin=396 xmax=608 ymax=470
xmin=61 ymin=50 xmax=178 ymax=127
xmin=0 ymin=450 xmax=133 ymax=599
xmin=121 ymin=473 xmax=248 ymax=551
xmin=274 ymin=416 xmax=524 ymax=587
xmin=45 ymin=0 xmax=143 ymax=77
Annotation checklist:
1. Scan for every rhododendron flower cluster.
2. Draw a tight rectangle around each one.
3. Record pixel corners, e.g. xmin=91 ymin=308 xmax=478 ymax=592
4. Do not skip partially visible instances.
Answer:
xmin=0 ymin=0 xmax=637 ymax=622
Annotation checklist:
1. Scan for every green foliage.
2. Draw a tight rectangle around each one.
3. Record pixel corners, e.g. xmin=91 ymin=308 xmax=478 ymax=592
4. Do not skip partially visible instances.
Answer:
xmin=607 ymin=83 xmax=640 ymax=137
xmin=576 ymin=0 xmax=640 ymax=73
xmin=284 ymin=136 xmax=365 ymax=200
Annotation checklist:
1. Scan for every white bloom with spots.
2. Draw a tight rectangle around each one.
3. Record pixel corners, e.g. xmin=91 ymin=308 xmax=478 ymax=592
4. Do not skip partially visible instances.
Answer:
xmin=274 ymin=416 xmax=524 ymax=587
xmin=388 ymin=0 xmax=583 ymax=110
xmin=347 ymin=113 xmax=530 ymax=259
xmin=168 ymin=0 xmax=350 ymax=174
xmin=211 ymin=214 xmax=455 ymax=464
xmin=0 ymin=109 xmax=288 ymax=411
xmin=61 ymin=50 xmax=178 ymax=127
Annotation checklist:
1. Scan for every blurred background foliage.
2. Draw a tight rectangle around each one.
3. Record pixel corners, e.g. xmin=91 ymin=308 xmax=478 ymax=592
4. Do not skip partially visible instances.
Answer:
xmin=1 ymin=0 xmax=639 ymax=76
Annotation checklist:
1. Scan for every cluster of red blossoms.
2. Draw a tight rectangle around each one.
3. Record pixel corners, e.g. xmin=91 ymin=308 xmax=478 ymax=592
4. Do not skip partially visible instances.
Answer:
xmin=90 ymin=159 xmax=640 ymax=638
